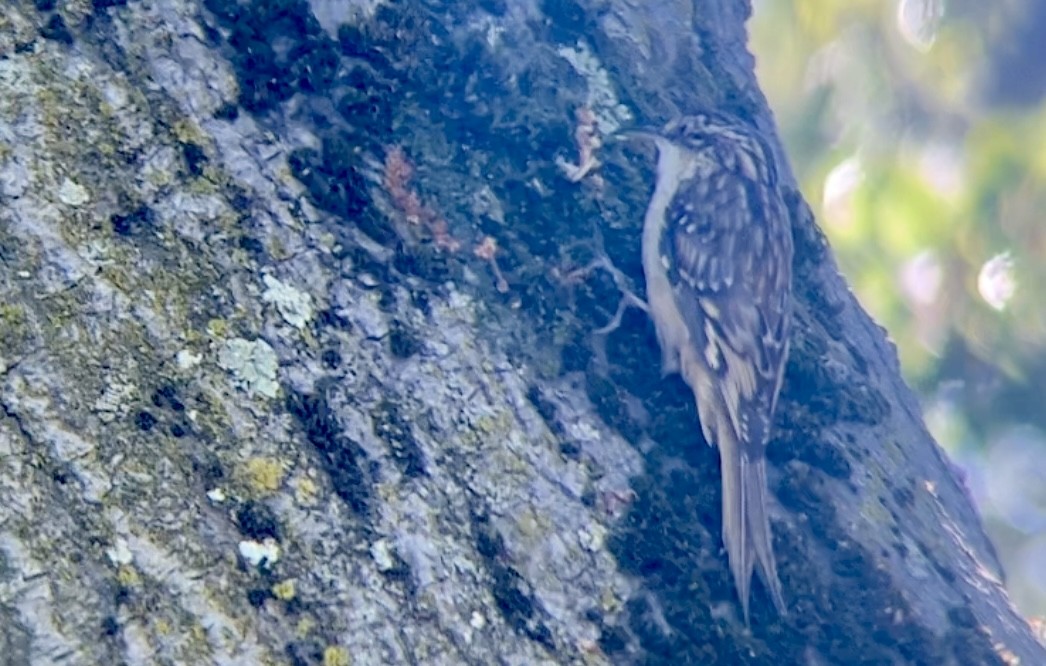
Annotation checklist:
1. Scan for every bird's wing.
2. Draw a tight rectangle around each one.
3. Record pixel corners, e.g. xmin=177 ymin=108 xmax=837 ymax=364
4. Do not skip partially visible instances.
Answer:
xmin=662 ymin=166 xmax=791 ymax=456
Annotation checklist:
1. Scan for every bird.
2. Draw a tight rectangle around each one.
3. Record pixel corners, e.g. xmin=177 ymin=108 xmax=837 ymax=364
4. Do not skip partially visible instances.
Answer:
xmin=625 ymin=111 xmax=793 ymax=623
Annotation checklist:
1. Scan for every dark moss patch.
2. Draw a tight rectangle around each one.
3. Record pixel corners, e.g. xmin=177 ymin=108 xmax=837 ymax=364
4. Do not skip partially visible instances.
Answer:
xmin=493 ymin=165 xmax=590 ymax=262
xmin=202 ymin=0 xmax=405 ymax=260
xmin=286 ymin=389 xmax=372 ymax=516
xmin=478 ymin=0 xmax=507 ymax=16
xmin=525 ymin=385 xmax=560 ymax=433
xmin=933 ymin=558 xmax=957 ymax=585
xmin=779 ymin=346 xmax=834 ymax=423
xmin=786 ymin=190 xmax=831 ymax=268
xmin=606 ymin=461 xmax=796 ymax=663
xmin=602 ymin=396 xmax=950 ymax=665
xmin=284 ymin=639 xmax=324 ymax=666
xmin=768 ymin=420 xmax=851 ymax=481
xmin=151 ymin=384 xmax=173 ymax=405
xmin=192 ymin=453 xmax=225 ymax=485
xmin=287 ymin=142 xmax=366 ymax=219
xmin=181 ymin=142 xmax=209 ymax=177
xmin=315 ymin=308 xmax=351 ymax=331
xmin=232 ymin=49 xmax=292 ymax=114
xmin=596 ymin=620 xmax=629 ymax=655
xmin=375 ymin=550 xmax=415 ymax=590
xmin=892 ymin=484 xmax=915 ymax=509
xmin=409 ymin=288 xmax=431 ymax=316
xmin=246 ymin=587 xmax=273 ymax=608
xmin=210 ymin=0 xmax=322 ymax=112
xmin=387 ymin=320 xmax=421 ymax=359
xmin=585 ymin=372 xmax=642 ymax=445
xmin=641 ymin=383 xmax=703 ymax=458
xmin=391 ymin=241 xmax=453 ymax=284
xmin=110 ymin=204 xmax=154 ymax=236
xmin=213 ymin=101 xmax=239 ymax=121
xmin=288 ymin=38 xmax=340 ymax=93
xmin=558 ymin=440 xmax=581 ymax=460
xmin=378 ymin=286 xmax=399 ymax=312
xmin=557 ymin=329 xmax=592 ymax=374
xmin=336 ymin=84 xmax=393 ymax=140
xmin=779 ymin=328 xmax=888 ymax=432
xmin=235 ymin=500 xmax=281 ymax=541
xmin=238 ymin=234 xmax=265 ymax=256
xmin=776 ymin=466 xmax=841 ymax=542
xmin=842 ymin=384 xmax=890 ymax=425
xmin=471 ymin=510 xmax=555 ymax=650
xmin=151 ymin=383 xmax=185 ymax=412
xmin=100 ymin=615 xmax=120 ymax=637
xmin=112 ymin=583 xmax=131 ymax=606
xmin=206 ymin=0 xmax=600 ymax=335
xmin=539 ymin=0 xmax=592 ymax=45
xmin=945 ymin=606 xmax=1005 ymax=666
xmin=134 ymin=410 xmax=157 ymax=432
xmin=787 ymin=197 xmax=849 ymax=343
xmin=371 ymin=400 xmax=427 ymax=479
xmin=41 ymin=14 xmax=73 ymax=44
xmin=335 ymin=24 xmax=370 ymax=59
xmin=137 ymin=382 xmax=192 ymax=437
xmin=320 ymin=348 xmax=342 ymax=369
xmin=623 ymin=595 xmax=698 ymax=662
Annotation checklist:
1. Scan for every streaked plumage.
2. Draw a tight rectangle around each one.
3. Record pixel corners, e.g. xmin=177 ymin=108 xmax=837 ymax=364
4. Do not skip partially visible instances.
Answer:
xmin=633 ymin=112 xmax=792 ymax=622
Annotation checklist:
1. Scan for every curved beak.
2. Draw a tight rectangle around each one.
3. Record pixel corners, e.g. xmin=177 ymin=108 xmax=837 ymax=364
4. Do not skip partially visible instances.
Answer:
xmin=613 ymin=127 xmax=660 ymax=144
xmin=614 ymin=127 xmax=671 ymax=158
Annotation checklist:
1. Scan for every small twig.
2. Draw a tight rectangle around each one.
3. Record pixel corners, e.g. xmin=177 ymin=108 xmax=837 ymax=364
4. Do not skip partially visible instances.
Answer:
xmin=557 ymin=106 xmax=604 ymax=184
xmin=474 ymin=236 xmax=509 ymax=293
xmin=383 ymin=146 xmax=461 ymax=252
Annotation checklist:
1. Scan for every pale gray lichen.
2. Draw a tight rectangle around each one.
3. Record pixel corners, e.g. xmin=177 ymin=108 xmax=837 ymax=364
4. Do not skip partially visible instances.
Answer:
xmin=556 ymin=41 xmax=633 ymax=134
xmin=217 ymin=337 xmax=280 ymax=398
xmin=176 ymin=348 xmax=203 ymax=370
xmin=370 ymin=538 xmax=395 ymax=572
xmin=309 ymin=0 xmax=385 ymax=39
xmin=262 ymin=274 xmax=314 ymax=329
xmin=238 ymin=538 xmax=281 ymax=569
xmin=57 ymin=177 xmax=90 ymax=206
xmin=106 ymin=538 xmax=134 ymax=566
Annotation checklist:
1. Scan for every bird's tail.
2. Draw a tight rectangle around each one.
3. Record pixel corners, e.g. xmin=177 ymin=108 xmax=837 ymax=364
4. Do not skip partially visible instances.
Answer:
xmin=720 ymin=445 xmax=787 ymax=623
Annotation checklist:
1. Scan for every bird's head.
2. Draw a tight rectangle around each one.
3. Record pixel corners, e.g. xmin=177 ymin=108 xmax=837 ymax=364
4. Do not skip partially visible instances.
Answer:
xmin=621 ymin=113 xmax=778 ymax=185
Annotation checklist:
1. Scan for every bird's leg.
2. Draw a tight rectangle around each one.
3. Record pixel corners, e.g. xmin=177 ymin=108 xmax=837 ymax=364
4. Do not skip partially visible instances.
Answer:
xmin=552 ymin=247 xmax=653 ymax=374
xmin=593 ymin=289 xmax=649 ymax=335
xmin=552 ymin=248 xmax=651 ymax=374
xmin=556 ymin=253 xmax=649 ymax=335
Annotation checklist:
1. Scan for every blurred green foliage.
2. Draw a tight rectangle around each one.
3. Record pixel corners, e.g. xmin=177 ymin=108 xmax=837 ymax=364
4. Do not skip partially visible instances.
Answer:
xmin=751 ymin=0 xmax=1046 ymax=617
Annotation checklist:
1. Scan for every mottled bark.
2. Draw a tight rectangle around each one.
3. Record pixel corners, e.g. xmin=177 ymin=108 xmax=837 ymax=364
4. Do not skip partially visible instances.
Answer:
xmin=0 ymin=1 xmax=1042 ymax=665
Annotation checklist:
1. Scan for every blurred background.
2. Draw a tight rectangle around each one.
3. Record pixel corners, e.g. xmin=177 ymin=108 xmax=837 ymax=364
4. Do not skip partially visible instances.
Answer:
xmin=750 ymin=0 xmax=1046 ymax=618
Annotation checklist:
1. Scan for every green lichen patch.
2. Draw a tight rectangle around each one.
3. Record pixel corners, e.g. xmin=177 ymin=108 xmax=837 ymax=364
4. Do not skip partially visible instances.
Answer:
xmin=217 ymin=338 xmax=279 ymax=399
xmin=262 ymin=274 xmax=314 ymax=330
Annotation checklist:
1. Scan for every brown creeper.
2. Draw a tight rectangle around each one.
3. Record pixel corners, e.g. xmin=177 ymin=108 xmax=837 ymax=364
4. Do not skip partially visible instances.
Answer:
xmin=628 ymin=112 xmax=792 ymax=622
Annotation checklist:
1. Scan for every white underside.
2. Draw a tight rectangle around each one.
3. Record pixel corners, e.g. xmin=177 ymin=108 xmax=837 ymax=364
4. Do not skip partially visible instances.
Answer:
xmin=641 ymin=138 xmax=697 ymax=375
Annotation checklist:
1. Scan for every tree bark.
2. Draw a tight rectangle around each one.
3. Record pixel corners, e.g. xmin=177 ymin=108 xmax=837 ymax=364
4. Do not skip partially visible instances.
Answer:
xmin=0 ymin=0 xmax=1042 ymax=664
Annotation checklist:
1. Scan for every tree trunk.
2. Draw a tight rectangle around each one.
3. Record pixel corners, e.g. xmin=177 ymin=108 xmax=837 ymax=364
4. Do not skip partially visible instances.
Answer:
xmin=1 ymin=0 xmax=1042 ymax=664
